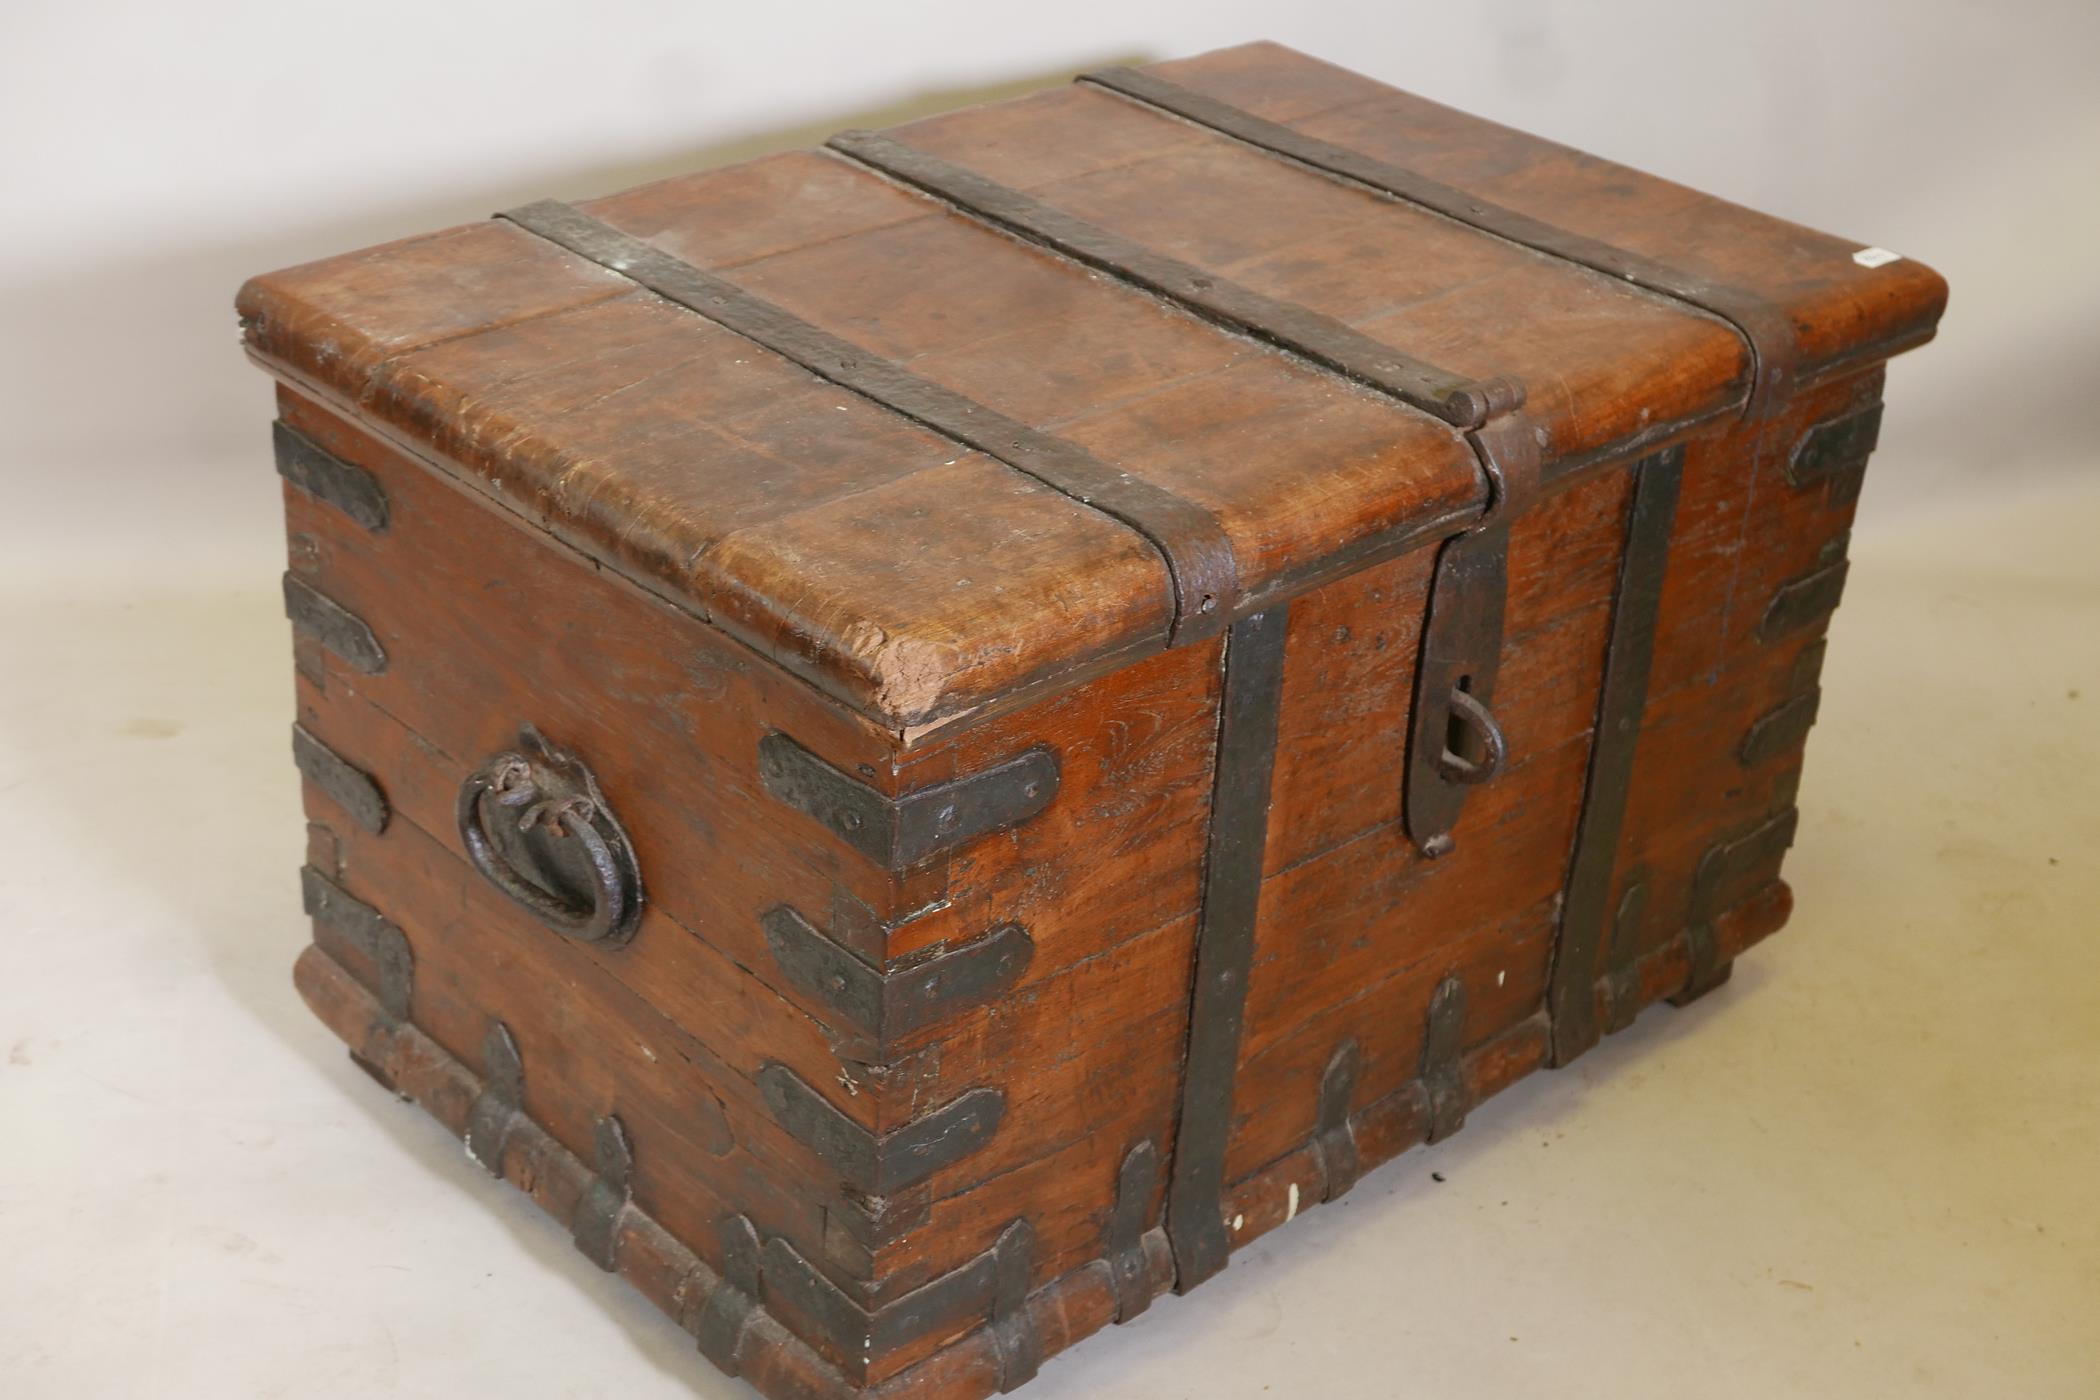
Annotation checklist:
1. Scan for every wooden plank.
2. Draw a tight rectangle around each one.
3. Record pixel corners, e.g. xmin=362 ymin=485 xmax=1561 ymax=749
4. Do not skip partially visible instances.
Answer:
xmin=890 ymin=81 xmax=1750 ymax=458
xmin=1145 ymin=43 xmax=1948 ymax=381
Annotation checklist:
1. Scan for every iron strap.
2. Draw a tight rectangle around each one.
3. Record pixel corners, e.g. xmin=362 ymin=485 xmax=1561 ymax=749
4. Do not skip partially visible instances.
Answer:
xmin=274 ymin=420 xmax=389 ymax=531
xmin=1105 ymin=1141 xmax=1162 ymax=1322
xmin=1761 ymin=535 xmax=1851 ymax=642
xmin=691 ymin=1216 xmax=763 ymax=1375
xmin=756 ymin=1062 xmax=1005 ymax=1196
xmin=755 ymin=732 xmax=1058 ymax=872
xmin=300 ymin=865 xmax=412 ymax=1022
xmin=1309 ymin=1039 xmax=1363 ymax=1200
xmin=1672 ymin=804 xmax=1801 ymax=1007
xmin=823 ymin=126 xmax=1543 ymax=629
xmin=1164 ymin=606 xmax=1290 ymax=1292
xmin=1418 ymin=975 xmax=1471 ymax=1141
xmin=762 ymin=905 xmax=1033 ymax=1058
xmin=463 ymin=1021 xmax=525 ymax=1175
xmin=1546 ymin=446 xmax=1685 ymax=1065
xmin=572 ymin=1114 xmax=636 ymax=1272
xmin=827 ymin=131 xmax=1509 ymax=430
xmin=291 ymin=723 xmax=389 ymax=834
xmin=283 ymin=573 xmax=386 ymax=674
xmin=1080 ymin=67 xmax=1802 ymax=419
xmin=757 ymin=1217 xmax=1041 ymax=1382
xmin=496 ymin=200 xmax=1236 ymax=643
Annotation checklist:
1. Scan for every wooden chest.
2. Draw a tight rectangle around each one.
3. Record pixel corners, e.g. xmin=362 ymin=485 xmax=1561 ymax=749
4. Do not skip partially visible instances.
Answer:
xmin=240 ymin=42 xmax=1945 ymax=1399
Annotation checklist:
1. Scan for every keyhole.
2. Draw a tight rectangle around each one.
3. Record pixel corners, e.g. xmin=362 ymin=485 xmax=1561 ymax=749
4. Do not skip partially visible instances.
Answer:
xmin=1444 ymin=680 xmax=1478 ymax=755
xmin=1446 ymin=674 xmax=1476 ymax=760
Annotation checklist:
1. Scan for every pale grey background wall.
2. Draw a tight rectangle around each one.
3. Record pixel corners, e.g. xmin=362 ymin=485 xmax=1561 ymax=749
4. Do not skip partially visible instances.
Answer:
xmin=3 ymin=0 xmax=2096 ymax=587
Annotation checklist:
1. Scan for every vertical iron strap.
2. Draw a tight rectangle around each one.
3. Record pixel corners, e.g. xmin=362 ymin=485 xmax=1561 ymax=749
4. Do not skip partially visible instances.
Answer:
xmin=1165 ymin=607 xmax=1290 ymax=1291
xmin=1547 ymin=446 xmax=1685 ymax=1065
xmin=496 ymin=200 xmax=1235 ymax=643
xmin=1079 ymin=67 xmax=1802 ymax=419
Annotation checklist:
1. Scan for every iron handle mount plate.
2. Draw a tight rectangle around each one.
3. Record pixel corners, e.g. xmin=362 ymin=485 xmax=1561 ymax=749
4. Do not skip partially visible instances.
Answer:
xmin=457 ymin=726 xmax=644 ymax=946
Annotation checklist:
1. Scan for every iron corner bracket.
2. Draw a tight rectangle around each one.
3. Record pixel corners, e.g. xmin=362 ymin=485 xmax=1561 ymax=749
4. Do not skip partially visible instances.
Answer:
xmin=1672 ymin=806 xmax=1800 ymax=1005
xmin=757 ymin=1063 xmax=1005 ymax=1196
xmin=300 ymin=864 xmax=411 ymax=1022
xmin=757 ymin=733 xmax=1058 ymax=871
xmin=1760 ymin=535 xmax=1851 ymax=643
xmin=758 ymin=1216 xmax=1041 ymax=1390
xmin=291 ymin=723 xmax=390 ymax=834
xmin=1786 ymin=401 xmax=1882 ymax=496
xmin=283 ymin=573 xmax=387 ymax=674
xmin=763 ymin=905 xmax=1033 ymax=1057
xmin=274 ymin=420 xmax=389 ymax=532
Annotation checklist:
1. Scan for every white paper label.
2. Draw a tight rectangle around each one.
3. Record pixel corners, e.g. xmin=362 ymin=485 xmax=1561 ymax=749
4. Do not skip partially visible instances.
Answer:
xmin=1853 ymin=246 xmax=1904 ymax=269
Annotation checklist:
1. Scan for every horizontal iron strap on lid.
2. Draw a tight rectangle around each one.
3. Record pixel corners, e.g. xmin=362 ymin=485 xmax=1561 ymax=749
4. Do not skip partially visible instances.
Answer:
xmin=496 ymin=200 xmax=1237 ymax=644
xmin=825 ymin=132 xmax=1519 ymax=431
xmin=1080 ymin=67 xmax=1802 ymax=420
xmin=818 ymin=136 xmax=1542 ymax=857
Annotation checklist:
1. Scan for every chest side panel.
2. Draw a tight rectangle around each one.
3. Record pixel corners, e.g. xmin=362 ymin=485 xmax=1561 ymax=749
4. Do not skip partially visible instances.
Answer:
xmin=279 ymin=385 xmax=1245 ymax=1382
xmin=278 ymin=389 xmax=941 ymax=1285
xmin=1587 ymin=367 xmax=1887 ymax=1018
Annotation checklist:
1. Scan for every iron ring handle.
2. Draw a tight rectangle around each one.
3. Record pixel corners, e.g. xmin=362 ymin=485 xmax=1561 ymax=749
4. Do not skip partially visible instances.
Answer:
xmin=456 ymin=729 xmax=643 ymax=946
xmin=1435 ymin=688 xmax=1508 ymax=787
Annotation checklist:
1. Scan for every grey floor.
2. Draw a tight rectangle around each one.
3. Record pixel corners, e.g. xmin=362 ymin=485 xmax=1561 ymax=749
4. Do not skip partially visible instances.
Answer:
xmin=2 ymin=481 xmax=2094 ymax=1399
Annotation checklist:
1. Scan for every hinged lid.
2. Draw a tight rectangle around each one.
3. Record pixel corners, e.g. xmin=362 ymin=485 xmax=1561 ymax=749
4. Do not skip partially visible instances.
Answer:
xmin=239 ymin=42 xmax=1944 ymax=733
